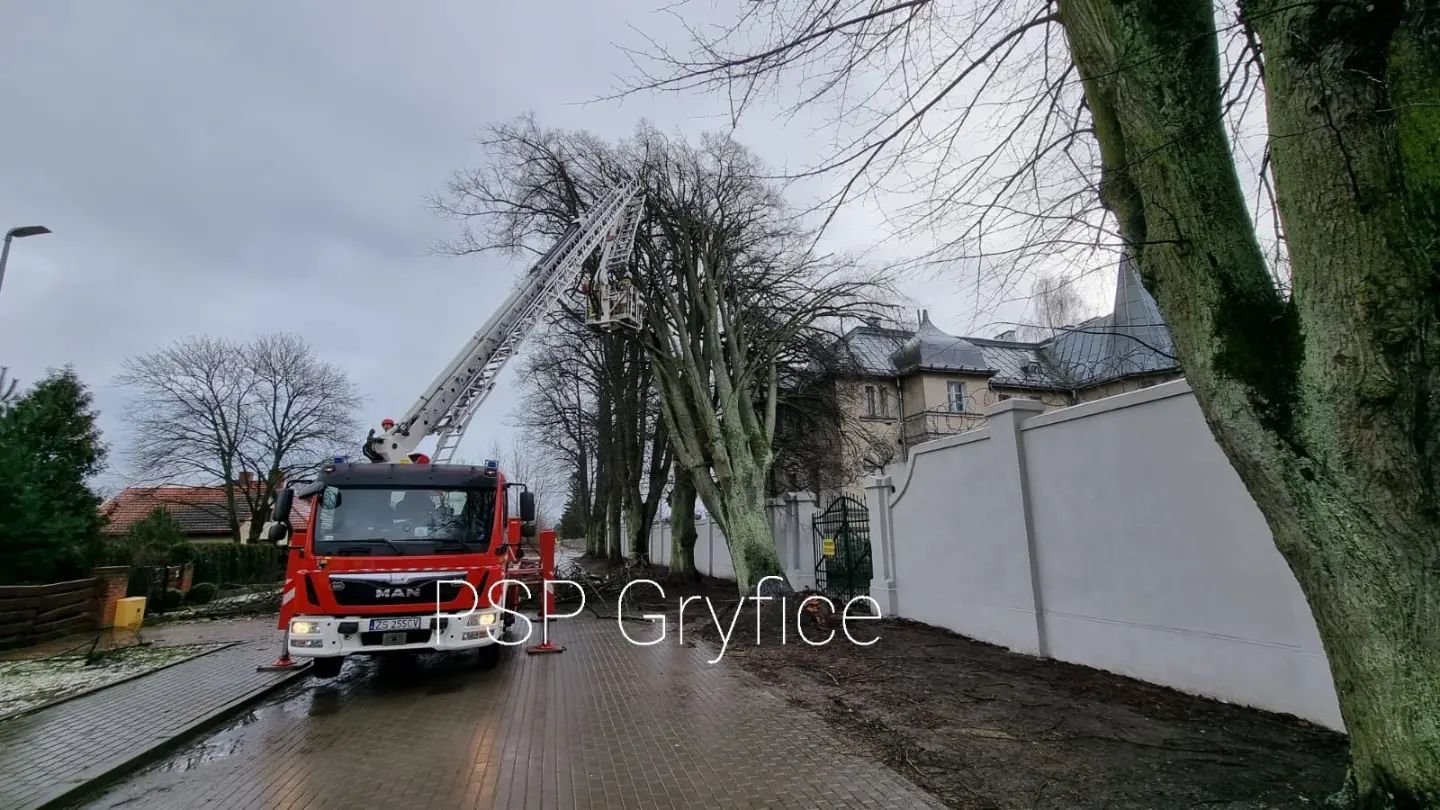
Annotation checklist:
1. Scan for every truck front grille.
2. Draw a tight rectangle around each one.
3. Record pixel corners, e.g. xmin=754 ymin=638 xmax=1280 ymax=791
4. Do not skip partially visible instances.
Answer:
xmin=327 ymin=572 xmax=485 ymax=607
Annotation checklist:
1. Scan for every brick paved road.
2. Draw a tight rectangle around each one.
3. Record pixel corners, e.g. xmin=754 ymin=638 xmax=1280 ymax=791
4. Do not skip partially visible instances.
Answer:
xmin=0 ymin=639 xmax=302 ymax=810
xmin=78 ymin=617 xmax=942 ymax=809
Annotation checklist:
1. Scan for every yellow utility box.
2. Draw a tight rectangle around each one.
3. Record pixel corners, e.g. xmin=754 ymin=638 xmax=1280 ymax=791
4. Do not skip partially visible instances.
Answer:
xmin=114 ymin=596 xmax=146 ymax=631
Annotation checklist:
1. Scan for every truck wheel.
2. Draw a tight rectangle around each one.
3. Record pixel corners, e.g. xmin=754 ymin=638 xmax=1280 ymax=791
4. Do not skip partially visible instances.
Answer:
xmin=311 ymin=657 xmax=344 ymax=678
xmin=475 ymin=645 xmax=501 ymax=671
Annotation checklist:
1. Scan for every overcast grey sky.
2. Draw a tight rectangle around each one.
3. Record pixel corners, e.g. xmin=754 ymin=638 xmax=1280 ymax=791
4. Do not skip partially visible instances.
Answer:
xmin=0 ymin=1 xmax=1046 ymax=490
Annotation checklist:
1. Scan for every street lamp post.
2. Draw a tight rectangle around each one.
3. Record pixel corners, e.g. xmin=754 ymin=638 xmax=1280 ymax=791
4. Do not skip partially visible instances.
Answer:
xmin=0 ymin=225 xmax=53 ymax=299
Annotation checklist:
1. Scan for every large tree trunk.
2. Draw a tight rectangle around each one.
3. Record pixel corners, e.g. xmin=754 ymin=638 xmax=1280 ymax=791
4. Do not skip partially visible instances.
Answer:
xmin=634 ymin=395 xmax=673 ymax=562
xmin=220 ymin=472 xmax=242 ymax=544
xmin=668 ymin=465 xmax=700 ymax=582
xmin=585 ymin=459 xmax=606 ymax=558
xmin=700 ymin=451 xmax=786 ymax=593
xmin=589 ymin=376 xmax=613 ymax=558
xmin=605 ymin=471 xmax=624 ymax=562
xmin=1060 ymin=0 xmax=1440 ymax=803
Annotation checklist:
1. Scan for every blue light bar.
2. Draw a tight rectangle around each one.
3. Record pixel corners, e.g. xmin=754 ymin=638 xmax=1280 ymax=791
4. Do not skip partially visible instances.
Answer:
xmin=332 ymin=455 xmax=348 ymax=463
xmin=483 ymin=459 xmax=498 ymax=476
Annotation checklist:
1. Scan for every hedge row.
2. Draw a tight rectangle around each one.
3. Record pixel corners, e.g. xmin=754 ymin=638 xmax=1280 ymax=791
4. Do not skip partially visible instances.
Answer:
xmin=99 ymin=538 xmax=280 ymax=586
xmin=191 ymin=543 xmax=280 ymax=586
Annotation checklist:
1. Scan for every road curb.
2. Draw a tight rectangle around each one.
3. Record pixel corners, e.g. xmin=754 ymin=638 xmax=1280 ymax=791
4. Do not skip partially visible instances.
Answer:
xmin=37 ymin=652 xmax=308 ymax=809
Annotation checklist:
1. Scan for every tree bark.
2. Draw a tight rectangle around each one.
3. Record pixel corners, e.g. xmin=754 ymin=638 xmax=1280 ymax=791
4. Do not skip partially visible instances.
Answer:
xmin=1059 ymin=0 xmax=1440 ymax=803
xmin=668 ymin=465 xmax=700 ymax=582
xmin=589 ymin=371 xmax=614 ymax=559
xmin=707 ymin=458 xmax=786 ymax=594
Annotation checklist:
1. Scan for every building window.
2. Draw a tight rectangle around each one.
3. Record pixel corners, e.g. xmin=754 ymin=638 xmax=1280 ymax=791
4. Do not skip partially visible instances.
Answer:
xmin=865 ymin=385 xmax=878 ymax=417
xmin=947 ymin=381 xmax=966 ymax=412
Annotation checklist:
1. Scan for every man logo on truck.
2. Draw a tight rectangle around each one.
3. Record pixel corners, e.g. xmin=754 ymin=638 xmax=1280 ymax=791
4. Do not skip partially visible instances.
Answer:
xmin=375 ymin=586 xmax=424 ymax=599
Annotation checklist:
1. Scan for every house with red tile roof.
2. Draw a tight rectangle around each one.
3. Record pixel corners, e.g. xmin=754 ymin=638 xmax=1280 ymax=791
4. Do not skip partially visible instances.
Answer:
xmin=101 ymin=477 xmax=311 ymax=543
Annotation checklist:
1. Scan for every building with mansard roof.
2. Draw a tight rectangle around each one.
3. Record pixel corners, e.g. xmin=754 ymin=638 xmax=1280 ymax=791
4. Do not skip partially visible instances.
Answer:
xmin=828 ymin=257 xmax=1181 ymax=471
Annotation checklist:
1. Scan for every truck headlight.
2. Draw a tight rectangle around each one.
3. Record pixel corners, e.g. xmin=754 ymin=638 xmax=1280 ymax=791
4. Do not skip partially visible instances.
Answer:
xmin=290 ymin=620 xmax=319 ymax=635
xmin=478 ymin=613 xmax=497 ymax=626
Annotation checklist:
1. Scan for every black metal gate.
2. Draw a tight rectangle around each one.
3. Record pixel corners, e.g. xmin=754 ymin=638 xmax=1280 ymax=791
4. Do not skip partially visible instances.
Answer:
xmin=812 ymin=496 xmax=872 ymax=601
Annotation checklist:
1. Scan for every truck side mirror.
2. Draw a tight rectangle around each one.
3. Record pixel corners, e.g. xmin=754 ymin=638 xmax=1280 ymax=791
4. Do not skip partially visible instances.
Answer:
xmin=519 ymin=491 xmax=536 ymax=523
xmin=265 ymin=521 xmax=291 ymax=546
xmin=272 ymin=487 xmax=294 ymax=522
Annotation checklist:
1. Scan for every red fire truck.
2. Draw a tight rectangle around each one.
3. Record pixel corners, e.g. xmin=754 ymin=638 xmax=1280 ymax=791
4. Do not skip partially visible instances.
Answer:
xmin=264 ymin=179 xmax=644 ymax=676
xmin=269 ymin=460 xmax=533 ymax=677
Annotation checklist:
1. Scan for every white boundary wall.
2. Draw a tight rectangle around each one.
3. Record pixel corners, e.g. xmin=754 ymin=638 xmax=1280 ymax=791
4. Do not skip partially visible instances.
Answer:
xmin=866 ymin=380 xmax=1343 ymax=729
xmin=647 ymin=494 xmax=821 ymax=588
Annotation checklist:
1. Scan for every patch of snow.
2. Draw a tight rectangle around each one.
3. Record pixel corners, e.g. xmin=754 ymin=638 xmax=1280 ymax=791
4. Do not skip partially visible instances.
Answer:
xmin=0 ymin=643 xmax=212 ymax=719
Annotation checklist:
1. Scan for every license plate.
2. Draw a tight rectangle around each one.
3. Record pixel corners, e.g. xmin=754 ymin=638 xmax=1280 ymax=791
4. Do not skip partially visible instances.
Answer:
xmin=370 ymin=617 xmax=422 ymax=632
xmin=381 ymin=632 xmax=408 ymax=646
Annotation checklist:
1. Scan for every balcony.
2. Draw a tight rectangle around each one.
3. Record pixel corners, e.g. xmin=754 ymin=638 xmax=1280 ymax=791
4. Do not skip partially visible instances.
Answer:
xmin=901 ymin=407 xmax=987 ymax=446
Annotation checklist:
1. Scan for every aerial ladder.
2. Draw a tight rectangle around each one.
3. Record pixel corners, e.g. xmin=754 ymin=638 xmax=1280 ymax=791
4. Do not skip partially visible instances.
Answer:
xmin=363 ymin=179 xmax=646 ymax=464
xmin=265 ymin=180 xmax=647 ymax=675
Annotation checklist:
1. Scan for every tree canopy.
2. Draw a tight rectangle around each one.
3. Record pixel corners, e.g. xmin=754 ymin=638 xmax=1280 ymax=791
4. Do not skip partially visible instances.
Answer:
xmin=0 ymin=369 xmax=106 ymax=585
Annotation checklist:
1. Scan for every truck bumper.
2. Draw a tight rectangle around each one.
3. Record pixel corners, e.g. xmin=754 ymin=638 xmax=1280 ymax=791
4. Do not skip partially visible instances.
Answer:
xmin=286 ymin=610 xmax=504 ymax=658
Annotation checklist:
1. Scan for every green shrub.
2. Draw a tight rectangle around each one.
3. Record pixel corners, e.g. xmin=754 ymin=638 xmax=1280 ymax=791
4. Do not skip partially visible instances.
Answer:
xmin=159 ymin=587 xmax=185 ymax=610
xmin=167 ymin=541 xmax=197 ymax=564
xmin=97 ymin=539 xmax=136 ymax=567
xmin=186 ymin=581 xmax=218 ymax=604
xmin=127 ymin=508 xmax=184 ymax=566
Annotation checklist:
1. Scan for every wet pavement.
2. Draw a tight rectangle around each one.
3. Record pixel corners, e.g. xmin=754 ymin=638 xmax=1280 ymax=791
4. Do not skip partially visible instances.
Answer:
xmin=75 ymin=616 xmax=941 ymax=809
xmin=0 ymin=639 xmax=304 ymax=810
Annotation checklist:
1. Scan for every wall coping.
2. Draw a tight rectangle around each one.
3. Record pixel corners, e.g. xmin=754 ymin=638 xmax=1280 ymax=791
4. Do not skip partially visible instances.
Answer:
xmin=889 ymin=426 xmax=992 ymax=506
xmin=1020 ymin=379 xmax=1193 ymax=432
xmin=983 ymin=398 xmax=1048 ymax=416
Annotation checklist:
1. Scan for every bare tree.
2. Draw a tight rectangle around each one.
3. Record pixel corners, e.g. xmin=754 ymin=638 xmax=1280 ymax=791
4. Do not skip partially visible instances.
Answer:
xmin=117 ymin=334 xmax=359 ymax=542
xmin=117 ymin=337 xmax=252 ymax=541
xmin=484 ymin=436 xmax=566 ymax=528
xmin=0 ymin=367 xmax=19 ymax=410
xmin=513 ymin=324 xmax=601 ymax=543
xmin=636 ymin=133 xmax=884 ymax=593
xmin=237 ymin=334 xmax=360 ymax=541
xmin=437 ymin=119 xmax=886 ymax=588
xmin=629 ymin=1 xmax=1440 ymax=801
xmin=1020 ymin=272 xmax=1090 ymax=341
xmin=436 ymin=118 xmax=674 ymax=563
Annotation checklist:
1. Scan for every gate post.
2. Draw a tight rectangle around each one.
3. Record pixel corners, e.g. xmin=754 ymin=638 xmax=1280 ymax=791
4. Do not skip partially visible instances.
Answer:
xmin=783 ymin=492 xmax=818 ymax=589
xmin=864 ymin=475 xmax=899 ymax=615
xmin=766 ymin=495 xmax=789 ymax=582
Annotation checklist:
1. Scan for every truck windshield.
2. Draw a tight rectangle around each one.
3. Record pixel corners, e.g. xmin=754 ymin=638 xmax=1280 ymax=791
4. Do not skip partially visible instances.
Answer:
xmin=312 ymin=486 xmax=496 ymax=556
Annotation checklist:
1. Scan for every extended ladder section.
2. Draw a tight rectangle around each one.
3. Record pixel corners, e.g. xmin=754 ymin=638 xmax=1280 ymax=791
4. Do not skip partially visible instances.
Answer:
xmin=588 ymin=194 xmax=645 ymax=332
xmin=364 ymin=179 xmax=644 ymax=464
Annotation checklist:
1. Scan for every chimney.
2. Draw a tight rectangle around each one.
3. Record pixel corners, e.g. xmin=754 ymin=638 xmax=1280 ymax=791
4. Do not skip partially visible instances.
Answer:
xmin=237 ymin=471 xmax=253 ymax=488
